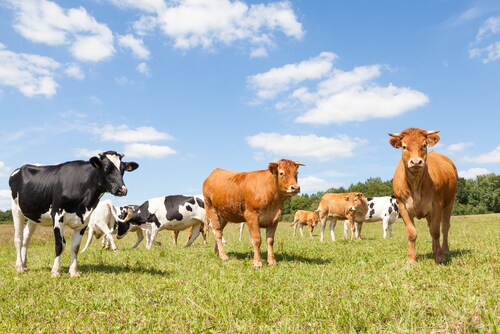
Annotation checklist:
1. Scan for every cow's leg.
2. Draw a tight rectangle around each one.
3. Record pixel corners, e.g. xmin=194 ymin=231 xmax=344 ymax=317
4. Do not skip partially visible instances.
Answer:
xmin=184 ymin=226 xmax=194 ymax=246
xmin=343 ymin=220 xmax=349 ymax=240
xmin=292 ymin=223 xmax=297 ymax=237
xmin=355 ymin=222 xmax=363 ymax=240
xmin=329 ymin=219 xmax=337 ymax=241
xmin=383 ymin=217 xmax=389 ymax=239
xmin=266 ymin=223 xmax=278 ymax=266
xmin=428 ymin=208 xmax=445 ymax=264
xmin=131 ymin=229 xmax=144 ymax=249
xmin=185 ymin=221 xmax=202 ymax=247
xmin=20 ymin=220 xmax=37 ymax=272
xmin=441 ymin=204 xmax=452 ymax=255
xmin=206 ymin=205 xmax=228 ymax=261
xmin=308 ymin=225 xmax=314 ymax=239
xmin=319 ymin=214 xmax=327 ymax=242
xmin=239 ymin=222 xmax=245 ymax=241
xmin=245 ymin=211 xmax=262 ymax=268
xmin=68 ymin=229 xmax=84 ymax=277
xmin=388 ymin=219 xmax=394 ymax=238
xmin=172 ymin=231 xmax=179 ymax=246
xmin=12 ymin=200 xmax=26 ymax=273
xmin=51 ymin=214 xmax=66 ymax=277
xmin=399 ymin=205 xmax=417 ymax=264
xmin=101 ymin=225 xmax=118 ymax=251
xmin=299 ymin=224 xmax=304 ymax=237
xmin=146 ymin=225 xmax=160 ymax=250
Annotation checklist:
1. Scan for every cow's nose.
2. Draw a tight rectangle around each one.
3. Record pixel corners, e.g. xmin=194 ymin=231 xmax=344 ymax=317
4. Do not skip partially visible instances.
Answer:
xmin=409 ymin=158 xmax=424 ymax=167
xmin=117 ymin=186 xmax=128 ymax=196
xmin=289 ymin=185 xmax=300 ymax=193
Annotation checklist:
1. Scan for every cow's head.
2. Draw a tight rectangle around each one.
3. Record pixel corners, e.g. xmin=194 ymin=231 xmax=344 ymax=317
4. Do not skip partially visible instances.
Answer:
xmin=268 ymin=159 xmax=304 ymax=197
xmin=344 ymin=193 xmax=367 ymax=213
xmin=389 ymin=128 xmax=440 ymax=173
xmin=90 ymin=151 xmax=139 ymax=197
xmin=311 ymin=211 xmax=319 ymax=227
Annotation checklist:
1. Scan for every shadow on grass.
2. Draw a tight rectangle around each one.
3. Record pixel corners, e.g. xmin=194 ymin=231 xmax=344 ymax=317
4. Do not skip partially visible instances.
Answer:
xmin=79 ymin=263 xmax=170 ymax=276
xmin=417 ymin=248 xmax=472 ymax=265
xmin=227 ymin=251 xmax=332 ymax=265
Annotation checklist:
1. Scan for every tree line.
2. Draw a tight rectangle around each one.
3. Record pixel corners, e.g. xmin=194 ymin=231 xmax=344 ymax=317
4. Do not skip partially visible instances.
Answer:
xmin=1 ymin=173 xmax=498 ymax=224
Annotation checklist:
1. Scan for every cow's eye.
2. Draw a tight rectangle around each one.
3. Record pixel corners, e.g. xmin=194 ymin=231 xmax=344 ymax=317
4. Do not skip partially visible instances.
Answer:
xmin=279 ymin=171 xmax=285 ymax=176
xmin=422 ymin=142 xmax=428 ymax=149
xmin=402 ymin=145 xmax=407 ymax=150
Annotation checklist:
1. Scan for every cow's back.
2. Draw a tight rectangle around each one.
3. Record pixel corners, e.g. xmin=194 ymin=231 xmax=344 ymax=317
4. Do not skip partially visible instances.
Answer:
xmin=318 ymin=193 xmax=348 ymax=219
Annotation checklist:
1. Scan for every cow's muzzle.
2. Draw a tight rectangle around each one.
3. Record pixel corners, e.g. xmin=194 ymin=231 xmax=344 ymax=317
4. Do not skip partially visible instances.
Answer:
xmin=115 ymin=186 xmax=128 ymax=197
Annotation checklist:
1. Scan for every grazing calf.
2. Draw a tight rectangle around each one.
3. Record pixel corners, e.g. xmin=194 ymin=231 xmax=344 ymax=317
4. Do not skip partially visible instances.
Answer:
xmin=291 ymin=210 xmax=319 ymax=238
xmin=80 ymin=200 xmax=133 ymax=253
xmin=203 ymin=159 xmax=304 ymax=268
xmin=389 ymin=128 xmax=458 ymax=264
xmin=317 ymin=192 xmax=368 ymax=242
xmin=117 ymin=195 xmax=205 ymax=249
xmin=352 ymin=196 xmax=399 ymax=239
xmin=9 ymin=151 xmax=138 ymax=277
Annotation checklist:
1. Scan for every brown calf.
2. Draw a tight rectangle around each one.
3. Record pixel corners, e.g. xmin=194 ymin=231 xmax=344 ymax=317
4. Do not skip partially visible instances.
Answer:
xmin=317 ymin=192 xmax=368 ymax=242
xmin=291 ymin=210 xmax=319 ymax=238
xmin=203 ymin=159 xmax=304 ymax=268
xmin=389 ymin=128 xmax=458 ymax=264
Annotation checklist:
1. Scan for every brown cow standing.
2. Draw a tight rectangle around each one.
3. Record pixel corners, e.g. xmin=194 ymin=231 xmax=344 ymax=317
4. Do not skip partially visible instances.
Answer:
xmin=389 ymin=128 xmax=458 ymax=264
xmin=291 ymin=210 xmax=319 ymax=238
xmin=317 ymin=192 xmax=368 ymax=242
xmin=203 ymin=159 xmax=304 ymax=268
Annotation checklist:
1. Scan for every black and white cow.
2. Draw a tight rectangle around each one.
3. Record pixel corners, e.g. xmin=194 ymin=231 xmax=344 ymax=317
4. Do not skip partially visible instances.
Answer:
xmin=9 ymin=151 xmax=138 ymax=277
xmin=117 ymin=195 xmax=205 ymax=249
xmin=349 ymin=196 xmax=399 ymax=239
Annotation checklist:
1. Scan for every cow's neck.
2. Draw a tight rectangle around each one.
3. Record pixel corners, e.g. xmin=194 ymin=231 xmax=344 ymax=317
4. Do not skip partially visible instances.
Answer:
xmin=84 ymin=167 xmax=107 ymax=209
xmin=404 ymin=165 xmax=430 ymax=211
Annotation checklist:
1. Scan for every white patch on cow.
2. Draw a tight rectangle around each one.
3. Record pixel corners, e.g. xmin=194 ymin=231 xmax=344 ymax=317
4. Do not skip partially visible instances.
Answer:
xmin=106 ymin=153 xmax=122 ymax=171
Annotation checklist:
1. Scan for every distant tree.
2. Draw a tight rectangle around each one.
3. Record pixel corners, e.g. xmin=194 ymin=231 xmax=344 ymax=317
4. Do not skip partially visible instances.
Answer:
xmin=0 ymin=210 xmax=12 ymax=224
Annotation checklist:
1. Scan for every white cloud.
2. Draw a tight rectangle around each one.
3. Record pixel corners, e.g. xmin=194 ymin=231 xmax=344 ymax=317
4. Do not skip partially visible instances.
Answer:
xmin=93 ymin=124 xmax=173 ymax=143
xmin=0 ymin=161 xmax=11 ymax=178
xmin=7 ymin=0 xmax=115 ymax=62
xmin=0 ymin=43 xmax=59 ymax=97
xmin=458 ymin=167 xmax=491 ymax=179
xmin=248 ymin=52 xmax=337 ymax=100
xmin=464 ymin=146 xmax=500 ymax=163
xmin=299 ymin=176 xmax=344 ymax=194
xmin=112 ymin=0 xmax=303 ymax=57
xmin=136 ymin=62 xmax=151 ymax=76
xmin=0 ymin=189 xmax=12 ymax=211
xmin=75 ymin=148 xmax=102 ymax=158
xmin=470 ymin=16 xmax=500 ymax=63
xmin=249 ymin=53 xmax=428 ymax=124
xmin=123 ymin=143 xmax=176 ymax=158
xmin=118 ymin=34 xmax=150 ymax=59
xmin=246 ymin=133 xmax=368 ymax=161
xmin=447 ymin=142 xmax=473 ymax=152
xmin=64 ymin=64 xmax=84 ymax=80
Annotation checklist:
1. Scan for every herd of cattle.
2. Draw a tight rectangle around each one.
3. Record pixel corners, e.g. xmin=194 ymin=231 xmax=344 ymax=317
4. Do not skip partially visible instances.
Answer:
xmin=8 ymin=128 xmax=458 ymax=276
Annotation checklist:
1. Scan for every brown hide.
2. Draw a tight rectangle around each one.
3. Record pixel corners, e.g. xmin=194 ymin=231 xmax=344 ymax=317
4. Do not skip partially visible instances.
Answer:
xmin=317 ymin=192 xmax=368 ymax=241
xmin=293 ymin=210 xmax=319 ymax=227
xmin=389 ymin=128 xmax=458 ymax=264
xmin=203 ymin=159 xmax=303 ymax=268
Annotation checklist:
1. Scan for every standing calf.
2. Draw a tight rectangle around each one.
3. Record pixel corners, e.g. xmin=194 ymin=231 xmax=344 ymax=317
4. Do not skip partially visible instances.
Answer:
xmin=352 ymin=196 xmax=399 ymax=239
xmin=291 ymin=210 xmax=319 ymax=238
xmin=389 ymin=128 xmax=457 ymax=264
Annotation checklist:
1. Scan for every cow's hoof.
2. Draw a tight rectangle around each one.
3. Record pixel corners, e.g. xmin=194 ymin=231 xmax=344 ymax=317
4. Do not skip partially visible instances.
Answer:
xmin=70 ymin=271 xmax=81 ymax=278
xmin=267 ymin=259 xmax=277 ymax=267
xmin=253 ymin=261 xmax=263 ymax=269
xmin=16 ymin=266 xmax=26 ymax=273
xmin=435 ymin=255 xmax=445 ymax=265
xmin=406 ymin=258 xmax=417 ymax=265
xmin=51 ymin=271 xmax=61 ymax=278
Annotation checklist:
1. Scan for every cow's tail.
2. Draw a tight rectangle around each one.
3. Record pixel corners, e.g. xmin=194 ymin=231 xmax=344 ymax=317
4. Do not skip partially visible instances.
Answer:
xmin=80 ymin=225 xmax=94 ymax=253
xmin=109 ymin=204 xmax=133 ymax=223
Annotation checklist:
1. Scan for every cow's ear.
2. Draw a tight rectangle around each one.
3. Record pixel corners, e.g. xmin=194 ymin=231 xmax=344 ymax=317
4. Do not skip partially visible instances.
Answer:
xmin=344 ymin=196 xmax=350 ymax=201
xmin=268 ymin=162 xmax=278 ymax=175
xmin=425 ymin=131 xmax=440 ymax=147
xmin=125 ymin=162 xmax=139 ymax=172
xmin=388 ymin=134 xmax=402 ymax=148
xmin=90 ymin=156 xmax=102 ymax=169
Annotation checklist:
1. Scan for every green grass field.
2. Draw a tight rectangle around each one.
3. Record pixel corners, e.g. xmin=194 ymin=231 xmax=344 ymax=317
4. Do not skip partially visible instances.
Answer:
xmin=0 ymin=214 xmax=498 ymax=333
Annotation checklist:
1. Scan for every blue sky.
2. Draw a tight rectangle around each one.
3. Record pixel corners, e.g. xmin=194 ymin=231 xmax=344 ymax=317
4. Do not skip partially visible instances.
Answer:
xmin=1 ymin=0 xmax=499 ymax=210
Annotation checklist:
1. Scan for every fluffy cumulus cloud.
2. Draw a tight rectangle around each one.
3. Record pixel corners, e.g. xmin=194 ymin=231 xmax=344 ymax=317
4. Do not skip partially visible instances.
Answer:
xmin=447 ymin=142 xmax=473 ymax=152
xmin=458 ymin=167 xmax=491 ymax=179
xmin=93 ymin=124 xmax=173 ymax=143
xmin=248 ymin=52 xmax=429 ymax=124
xmin=246 ymin=133 xmax=368 ymax=161
xmin=0 ymin=43 xmax=59 ymax=97
xmin=74 ymin=148 xmax=103 ymax=158
xmin=464 ymin=146 xmax=500 ymax=163
xmin=0 ymin=161 xmax=11 ymax=178
xmin=123 ymin=143 xmax=176 ymax=158
xmin=136 ymin=62 xmax=151 ymax=76
xmin=298 ymin=176 xmax=343 ymax=194
xmin=469 ymin=16 xmax=500 ymax=63
xmin=64 ymin=64 xmax=84 ymax=80
xmin=7 ymin=0 xmax=115 ymax=62
xmin=111 ymin=0 xmax=304 ymax=57
xmin=117 ymin=34 xmax=150 ymax=59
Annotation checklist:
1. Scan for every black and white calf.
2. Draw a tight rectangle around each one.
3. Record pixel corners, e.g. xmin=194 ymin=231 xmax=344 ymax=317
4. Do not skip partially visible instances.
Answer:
xmin=9 ymin=151 xmax=138 ymax=277
xmin=117 ymin=195 xmax=205 ymax=249
xmin=350 ymin=196 xmax=399 ymax=239
xmin=80 ymin=200 xmax=134 ymax=253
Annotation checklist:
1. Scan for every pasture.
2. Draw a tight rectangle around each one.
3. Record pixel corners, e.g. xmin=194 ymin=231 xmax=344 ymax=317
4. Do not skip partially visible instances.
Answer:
xmin=0 ymin=214 xmax=498 ymax=333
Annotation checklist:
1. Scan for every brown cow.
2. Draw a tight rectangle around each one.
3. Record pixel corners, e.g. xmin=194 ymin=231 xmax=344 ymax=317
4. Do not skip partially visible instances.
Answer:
xmin=389 ymin=128 xmax=458 ymax=264
xmin=317 ymin=192 xmax=368 ymax=242
xmin=290 ymin=210 xmax=319 ymax=238
xmin=203 ymin=159 xmax=304 ymax=268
